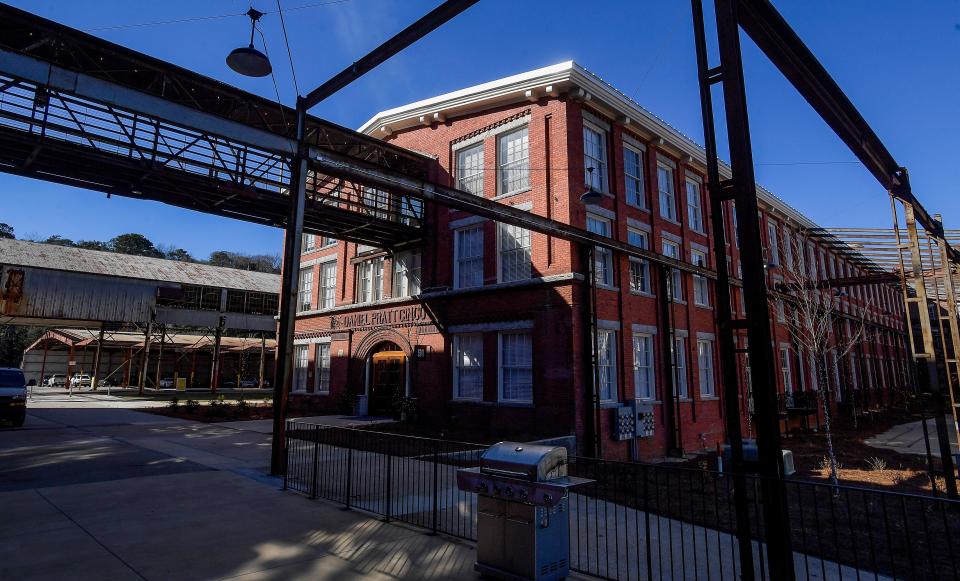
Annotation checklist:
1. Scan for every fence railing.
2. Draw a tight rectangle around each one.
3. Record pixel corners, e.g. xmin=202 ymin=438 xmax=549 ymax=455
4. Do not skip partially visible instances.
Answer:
xmin=284 ymin=420 xmax=960 ymax=580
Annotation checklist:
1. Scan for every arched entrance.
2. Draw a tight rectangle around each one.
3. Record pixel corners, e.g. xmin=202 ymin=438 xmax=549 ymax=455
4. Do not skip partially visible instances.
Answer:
xmin=367 ymin=341 xmax=406 ymax=415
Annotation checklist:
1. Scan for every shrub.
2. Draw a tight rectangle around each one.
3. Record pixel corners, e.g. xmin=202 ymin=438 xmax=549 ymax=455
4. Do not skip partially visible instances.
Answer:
xmin=169 ymin=396 xmax=180 ymax=410
xmin=237 ymin=398 xmax=250 ymax=413
xmin=185 ymin=399 xmax=201 ymax=412
xmin=866 ymin=457 xmax=888 ymax=472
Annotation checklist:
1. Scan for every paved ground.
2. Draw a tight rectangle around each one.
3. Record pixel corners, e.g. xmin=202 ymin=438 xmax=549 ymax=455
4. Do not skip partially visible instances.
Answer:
xmin=0 ymin=392 xmax=479 ymax=580
xmin=864 ymin=416 xmax=959 ymax=457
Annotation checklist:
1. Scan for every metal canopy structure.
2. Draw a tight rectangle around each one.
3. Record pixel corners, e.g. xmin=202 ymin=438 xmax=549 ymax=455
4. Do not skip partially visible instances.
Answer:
xmin=0 ymin=3 xmax=427 ymax=248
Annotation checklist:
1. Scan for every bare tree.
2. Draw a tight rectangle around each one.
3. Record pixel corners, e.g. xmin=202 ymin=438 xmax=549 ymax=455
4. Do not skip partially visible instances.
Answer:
xmin=773 ymin=232 xmax=866 ymax=487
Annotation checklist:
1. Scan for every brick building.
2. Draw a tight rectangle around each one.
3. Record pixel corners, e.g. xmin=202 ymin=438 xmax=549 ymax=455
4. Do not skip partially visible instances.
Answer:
xmin=291 ymin=62 xmax=910 ymax=460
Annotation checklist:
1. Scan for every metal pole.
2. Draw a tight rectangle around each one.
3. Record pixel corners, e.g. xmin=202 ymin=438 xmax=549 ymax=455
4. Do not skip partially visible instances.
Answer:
xmin=210 ymin=318 xmax=224 ymax=392
xmin=154 ymin=324 xmax=165 ymax=390
xmin=933 ymin=214 xmax=960 ymax=444
xmin=270 ymin=100 xmax=308 ymax=476
xmin=39 ymin=334 xmax=48 ymax=390
xmin=903 ymin=202 xmax=958 ymax=496
xmin=578 ymin=243 xmax=601 ymax=458
xmin=92 ymin=327 xmax=104 ymax=391
xmin=690 ymin=0 xmax=755 ymax=574
xmin=138 ymin=318 xmax=153 ymax=395
xmin=712 ymin=0 xmax=794 ymax=575
xmin=259 ymin=332 xmax=267 ymax=390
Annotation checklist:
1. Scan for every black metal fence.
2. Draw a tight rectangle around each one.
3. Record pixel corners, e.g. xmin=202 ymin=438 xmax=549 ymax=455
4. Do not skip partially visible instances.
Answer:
xmin=284 ymin=420 xmax=960 ymax=580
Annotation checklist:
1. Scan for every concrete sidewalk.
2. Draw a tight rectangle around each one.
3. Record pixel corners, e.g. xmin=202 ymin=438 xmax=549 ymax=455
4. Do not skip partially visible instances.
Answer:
xmin=864 ymin=416 xmax=959 ymax=457
xmin=0 ymin=395 xmax=479 ymax=580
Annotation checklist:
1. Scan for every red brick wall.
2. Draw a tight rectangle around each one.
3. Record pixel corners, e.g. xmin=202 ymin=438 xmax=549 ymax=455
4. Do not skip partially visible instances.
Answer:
xmin=291 ymin=91 xmax=911 ymax=461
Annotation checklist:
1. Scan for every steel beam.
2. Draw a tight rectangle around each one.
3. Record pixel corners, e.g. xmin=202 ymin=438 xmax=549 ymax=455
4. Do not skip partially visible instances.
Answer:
xmin=901 ymin=202 xmax=957 ymax=497
xmin=712 ymin=0 xmax=794 ymax=576
xmin=302 ymin=0 xmax=480 ymax=109
xmin=310 ymin=150 xmax=719 ymax=280
xmin=736 ymin=0 xmax=960 ymax=264
xmin=270 ymin=102 xmax=308 ymax=476
xmin=691 ymin=0 xmax=755 ymax=575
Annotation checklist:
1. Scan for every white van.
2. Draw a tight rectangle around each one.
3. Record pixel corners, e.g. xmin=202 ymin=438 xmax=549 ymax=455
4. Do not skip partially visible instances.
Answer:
xmin=0 ymin=368 xmax=27 ymax=427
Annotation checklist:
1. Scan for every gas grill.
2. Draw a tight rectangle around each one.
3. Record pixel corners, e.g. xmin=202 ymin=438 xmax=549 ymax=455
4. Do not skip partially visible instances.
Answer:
xmin=457 ymin=442 xmax=592 ymax=581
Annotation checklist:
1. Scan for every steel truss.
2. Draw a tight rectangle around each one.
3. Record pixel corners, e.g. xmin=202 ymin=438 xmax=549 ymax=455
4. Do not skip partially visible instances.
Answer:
xmin=0 ymin=4 xmax=426 ymax=248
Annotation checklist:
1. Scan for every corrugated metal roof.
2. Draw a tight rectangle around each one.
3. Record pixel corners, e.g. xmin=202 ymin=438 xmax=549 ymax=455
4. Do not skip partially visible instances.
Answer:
xmin=0 ymin=239 xmax=279 ymax=294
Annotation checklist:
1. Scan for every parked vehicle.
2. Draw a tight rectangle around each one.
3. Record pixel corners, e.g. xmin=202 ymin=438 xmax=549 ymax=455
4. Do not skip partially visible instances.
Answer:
xmin=69 ymin=374 xmax=92 ymax=388
xmin=239 ymin=378 xmax=260 ymax=388
xmin=0 ymin=367 xmax=27 ymax=427
xmin=46 ymin=374 xmax=66 ymax=387
xmin=158 ymin=377 xmax=175 ymax=389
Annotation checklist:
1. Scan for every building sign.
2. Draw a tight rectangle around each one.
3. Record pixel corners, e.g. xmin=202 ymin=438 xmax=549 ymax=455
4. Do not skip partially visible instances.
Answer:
xmin=329 ymin=305 xmax=430 ymax=331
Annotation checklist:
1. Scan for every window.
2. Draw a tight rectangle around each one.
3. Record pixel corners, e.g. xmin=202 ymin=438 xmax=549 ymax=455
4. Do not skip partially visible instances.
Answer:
xmin=293 ymin=345 xmax=308 ymax=393
xmin=807 ymin=242 xmax=817 ymax=280
xmin=392 ymin=250 xmax=421 ymax=297
xmin=663 ymin=240 xmax=683 ymax=301
xmin=766 ymin=221 xmax=780 ymax=266
xmin=298 ymin=268 xmax=313 ymax=312
xmin=629 ymin=259 xmax=650 ymax=294
xmin=633 ymin=333 xmax=655 ymax=399
xmin=686 ymin=178 xmax=704 ymax=232
xmin=498 ymin=127 xmax=529 ymax=195
xmin=583 ymin=124 xmax=608 ymax=192
xmin=587 ymin=215 xmax=613 ymax=286
xmin=457 ymin=143 xmax=484 ymax=196
xmin=315 ymin=343 xmax=331 ymax=394
xmin=356 ymin=257 xmax=384 ymax=304
xmin=657 ymin=163 xmax=677 ymax=221
xmin=500 ymin=332 xmax=532 ymax=402
xmin=454 ymin=226 xmax=484 ymax=289
xmin=319 ymin=261 xmax=336 ymax=309
xmin=628 ymin=229 xmax=651 ymax=294
xmin=498 ymin=223 xmax=532 ymax=282
xmin=362 ymin=187 xmax=391 ymax=220
xmin=596 ymin=329 xmax=617 ymax=402
xmin=453 ymin=334 xmax=483 ymax=400
xmin=400 ymin=195 xmax=423 ymax=227
xmin=775 ymin=298 xmax=786 ymax=322
xmin=624 ymin=144 xmax=646 ymax=208
xmin=780 ymin=346 xmax=793 ymax=393
xmin=698 ymin=339 xmax=715 ymax=397
xmin=320 ymin=236 xmax=337 ymax=248
xmin=692 ymin=249 xmax=709 ymax=306
xmin=302 ymin=234 xmax=315 ymax=252
xmin=783 ymin=229 xmax=793 ymax=271
xmin=672 ymin=337 xmax=688 ymax=398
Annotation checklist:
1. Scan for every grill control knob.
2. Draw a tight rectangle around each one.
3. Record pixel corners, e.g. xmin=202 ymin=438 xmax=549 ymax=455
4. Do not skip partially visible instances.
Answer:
xmin=475 ymin=481 xmax=488 ymax=494
xmin=493 ymin=484 xmax=501 ymax=495
xmin=543 ymin=493 xmax=554 ymax=506
xmin=504 ymin=487 xmax=514 ymax=497
xmin=518 ymin=489 xmax=529 ymax=500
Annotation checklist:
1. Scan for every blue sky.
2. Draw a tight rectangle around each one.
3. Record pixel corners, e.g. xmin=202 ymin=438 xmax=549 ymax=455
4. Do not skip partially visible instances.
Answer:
xmin=2 ymin=0 xmax=958 ymax=258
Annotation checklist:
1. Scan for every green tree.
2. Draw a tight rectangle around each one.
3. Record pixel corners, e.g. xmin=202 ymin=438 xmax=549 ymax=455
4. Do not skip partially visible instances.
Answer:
xmin=208 ymin=250 xmax=242 ymax=269
xmin=109 ymin=233 xmax=163 ymax=257
xmin=43 ymin=235 xmax=75 ymax=247
xmin=165 ymin=248 xmax=194 ymax=262
xmin=0 ymin=325 xmax=43 ymax=367
xmin=75 ymin=240 xmax=111 ymax=251
xmin=0 ymin=223 xmax=14 ymax=239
